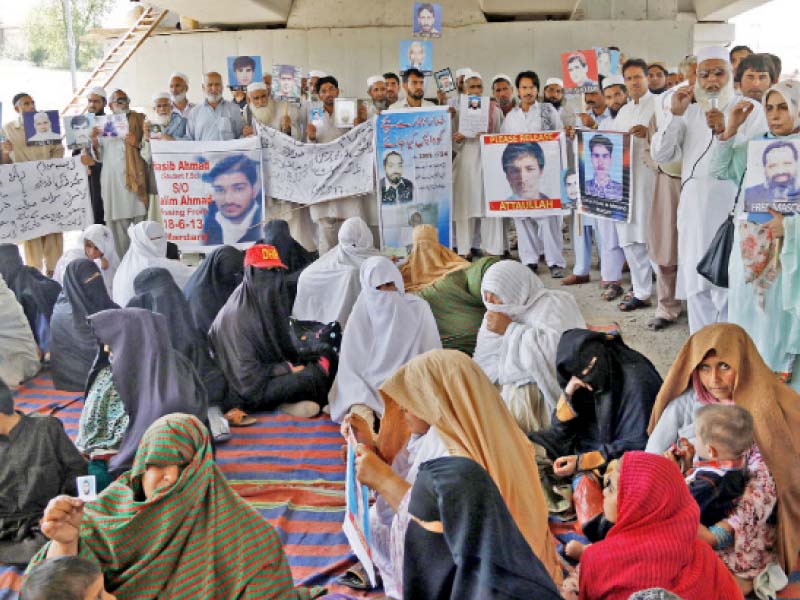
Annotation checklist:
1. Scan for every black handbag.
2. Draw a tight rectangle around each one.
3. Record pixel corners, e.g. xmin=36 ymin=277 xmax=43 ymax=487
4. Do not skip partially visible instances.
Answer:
xmin=696 ymin=212 xmax=735 ymax=288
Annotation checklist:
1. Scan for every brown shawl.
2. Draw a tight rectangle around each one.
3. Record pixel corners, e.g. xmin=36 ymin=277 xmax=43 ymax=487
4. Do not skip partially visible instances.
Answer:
xmin=648 ymin=323 xmax=800 ymax=573
xmin=378 ymin=349 xmax=562 ymax=584
xmin=399 ymin=225 xmax=469 ymax=292
xmin=125 ymin=111 xmax=149 ymax=205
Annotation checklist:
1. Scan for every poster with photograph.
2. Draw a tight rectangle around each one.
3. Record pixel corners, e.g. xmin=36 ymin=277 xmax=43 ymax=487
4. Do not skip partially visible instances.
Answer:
xmin=342 ymin=430 xmax=377 ymax=587
xmin=458 ymin=95 xmax=489 ymax=138
xmin=481 ymin=131 xmax=568 ymax=218
xmin=595 ymin=47 xmax=621 ymax=78
xmin=744 ymin=138 xmax=800 ymax=222
xmin=227 ymin=55 xmax=263 ymax=91
xmin=434 ymin=68 xmax=456 ymax=93
xmin=64 ymin=114 xmax=95 ymax=150
xmin=23 ymin=110 xmax=62 ymax=146
xmin=577 ymin=129 xmax=632 ymax=222
xmin=412 ymin=2 xmax=441 ymax=38
xmin=271 ymin=64 xmax=302 ymax=101
xmin=561 ymin=50 xmax=599 ymax=93
xmin=376 ymin=107 xmax=452 ymax=255
xmin=308 ymin=101 xmax=324 ymax=127
xmin=94 ymin=114 xmax=129 ymax=138
xmin=399 ymin=40 xmax=433 ymax=75
xmin=335 ymin=98 xmax=357 ymax=129
xmin=151 ymin=137 xmax=264 ymax=251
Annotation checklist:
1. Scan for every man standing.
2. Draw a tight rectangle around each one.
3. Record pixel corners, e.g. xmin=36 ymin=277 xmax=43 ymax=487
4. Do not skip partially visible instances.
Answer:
xmin=365 ymin=76 xmax=387 ymax=117
xmin=610 ymin=59 xmax=657 ymax=313
xmin=577 ymin=86 xmax=612 ymax=130
xmin=306 ymin=75 xmax=366 ymax=253
xmin=78 ymin=87 xmax=108 ymax=225
xmin=1 ymin=93 xmax=65 ymax=275
xmin=242 ymin=82 xmax=300 ymax=138
xmin=92 ymin=89 xmax=148 ymax=257
xmin=186 ymin=72 xmax=243 ymax=141
xmin=542 ymin=77 xmax=576 ymax=126
xmin=647 ymin=63 xmax=669 ymax=95
xmin=389 ymin=69 xmax=435 ymax=109
xmin=500 ymin=70 xmax=565 ymax=277
xmin=383 ymin=72 xmax=401 ymax=106
xmin=736 ymin=54 xmax=775 ymax=103
xmin=452 ymin=71 xmax=505 ymax=258
xmin=169 ymin=72 xmax=195 ymax=118
xmin=652 ymin=46 xmax=767 ymax=333
xmin=491 ymin=74 xmax=516 ymax=116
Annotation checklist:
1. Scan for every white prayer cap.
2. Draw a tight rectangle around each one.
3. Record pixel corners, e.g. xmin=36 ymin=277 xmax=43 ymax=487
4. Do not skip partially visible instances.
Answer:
xmin=170 ymin=71 xmax=189 ymax=85
xmin=696 ymin=46 xmax=730 ymax=65
xmin=367 ymin=75 xmax=385 ymax=89
xmin=86 ymin=86 xmax=106 ymax=99
xmin=309 ymin=70 xmax=327 ymax=78
xmin=492 ymin=73 xmax=513 ymax=86
xmin=455 ymin=68 xmax=472 ymax=79
xmin=602 ymin=74 xmax=625 ymax=90
xmin=152 ymin=91 xmax=171 ymax=103
xmin=464 ymin=71 xmax=482 ymax=82
xmin=544 ymin=77 xmax=564 ymax=88
xmin=247 ymin=82 xmax=268 ymax=93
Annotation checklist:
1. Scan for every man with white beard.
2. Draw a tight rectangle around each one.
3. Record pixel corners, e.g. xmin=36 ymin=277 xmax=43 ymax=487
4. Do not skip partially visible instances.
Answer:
xmin=186 ymin=72 xmax=243 ymax=141
xmin=651 ymin=46 xmax=767 ymax=332
xmin=242 ymin=82 xmax=301 ymax=139
xmin=610 ymin=59 xmax=657 ymax=313
xmin=145 ymin=92 xmax=187 ymax=140
xmin=169 ymin=72 xmax=195 ymax=118
xmin=365 ymin=76 xmax=387 ymax=117
xmin=451 ymin=71 xmax=505 ymax=258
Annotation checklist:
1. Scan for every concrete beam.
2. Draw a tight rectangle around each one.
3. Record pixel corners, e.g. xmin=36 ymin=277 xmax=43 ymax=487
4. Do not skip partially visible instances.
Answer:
xmin=573 ymin=0 xmax=677 ymax=20
xmin=479 ymin=0 xmax=575 ymax=15
xmin=288 ymin=0 xmax=486 ymax=28
xmin=149 ymin=0 xmax=294 ymax=26
xmin=692 ymin=21 xmax=735 ymax=50
xmin=693 ymin=0 xmax=769 ymax=21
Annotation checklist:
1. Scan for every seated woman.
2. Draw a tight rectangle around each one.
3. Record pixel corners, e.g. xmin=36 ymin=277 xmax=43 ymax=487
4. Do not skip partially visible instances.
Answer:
xmin=292 ymin=217 xmax=380 ymax=329
xmin=50 ymin=260 xmax=119 ymax=392
xmin=112 ymin=221 xmax=193 ymax=306
xmin=647 ymin=323 xmax=800 ymax=592
xmin=404 ymin=457 xmax=562 ymax=600
xmin=473 ymin=260 xmax=586 ymax=433
xmin=0 ymin=274 xmax=40 ymax=388
xmin=182 ymin=245 xmax=244 ymax=337
xmin=398 ymin=224 xmax=468 ymax=293
xmin=79 ymin=308 xmax=207 ymax=478
xmin=0 ymin=243 xmax=61 ymax=354
xmin=81 ymin=224 xmax=120 ymax=296
xmin=529 ymin=329 xmax=661 ymax=524
xmin=416 ymin=256 xmax=499 ymax=355
xmin=353 ymin=349 xmax=562 ymax=589
xmin=51 ymin=248 xmax=85 ymax=286
xmin=579 ymin=451 xmax=743 ymax=600
xmin=30 ymin=413 xmax=323 ymax=599
xmin=330 ymin=256 xmax=440 ymax=426
xmin=210 ymin=245 xmax=335 ymax=422
xmin=261 ymin=219 xmax=315 ymax=305
xmin=0 ymin=379 xmax=87 ymax=566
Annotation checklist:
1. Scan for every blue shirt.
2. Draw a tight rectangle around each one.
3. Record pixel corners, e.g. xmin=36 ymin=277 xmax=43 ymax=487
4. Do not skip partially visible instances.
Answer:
xmin=186 ymin=99 xmax=243 ymax=141
xmin=164 ymin=113 xmax=188 ymax=140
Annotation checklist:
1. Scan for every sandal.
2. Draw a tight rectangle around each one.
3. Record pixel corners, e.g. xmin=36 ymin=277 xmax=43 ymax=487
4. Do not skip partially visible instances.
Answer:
xmin=618 ymin=296 xmax=652 ymax=312
xmin=337 ymin=562 xmax=380 ymax=590
xmin=601 ymin=283 xmax=624 ymax=301
xmin=224 ymin=408 xmax=257 ymax=427
xmin=647 ymin=317 xmax=675 ymax=331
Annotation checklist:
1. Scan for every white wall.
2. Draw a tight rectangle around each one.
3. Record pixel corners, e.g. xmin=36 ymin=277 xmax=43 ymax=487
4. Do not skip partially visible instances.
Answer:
xmin=111 ymin=20 xmax=693 ymax=106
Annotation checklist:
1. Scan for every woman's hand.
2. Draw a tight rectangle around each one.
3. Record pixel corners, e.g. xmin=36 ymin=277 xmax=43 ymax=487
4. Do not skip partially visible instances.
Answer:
xmin=485 ymin=311 xmax=512 ymax=335
xmin=564 ymin=540 xmax=587 ymax=560
xmin=354 ymin=444 xmax=393 ymax=490
xmin=41 ymin=496 xmax=83 ymax=556
xmin=553 ymin=455 xmax=578 ymax=477
xmin=340 ymin=413 xmax=376 ymax=450
xmin=766 ymin=208 xmax=785 ymax=239
xmin=564 ymin=375 xmax=592 ymax=398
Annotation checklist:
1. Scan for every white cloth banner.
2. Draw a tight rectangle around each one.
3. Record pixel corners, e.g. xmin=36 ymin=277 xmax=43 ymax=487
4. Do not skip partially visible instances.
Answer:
xmin=258 ymin=119 xmax=375 ymax=205
xmin=0 ymin=157 xmax=91 ymax=244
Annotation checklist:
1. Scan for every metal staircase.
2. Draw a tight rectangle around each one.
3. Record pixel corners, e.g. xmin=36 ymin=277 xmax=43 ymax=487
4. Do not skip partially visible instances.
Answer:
xmin=61 ymin=5 xmax=168 ymax=116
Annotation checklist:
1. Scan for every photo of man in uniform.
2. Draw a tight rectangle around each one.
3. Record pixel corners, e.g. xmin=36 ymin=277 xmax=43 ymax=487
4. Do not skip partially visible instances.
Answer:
xmin=381 ymin=151 xmax=414 ymax=204
xmin=584 ymin=134 xmax=623 ymax=199
xmin=502 ymin=142 xmax=548 ymax=200
xmin=745 ymin=139 xmax=800 ymax=210
xmin=202 ymin=153 xmax=263 ymax=245
xmin=67 ymin=115 xmax=92 ymax=148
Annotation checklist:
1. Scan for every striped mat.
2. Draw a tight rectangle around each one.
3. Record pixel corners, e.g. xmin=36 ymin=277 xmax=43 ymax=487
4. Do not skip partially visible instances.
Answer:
xmin=1 ymin=374 xmax=378 ymax=600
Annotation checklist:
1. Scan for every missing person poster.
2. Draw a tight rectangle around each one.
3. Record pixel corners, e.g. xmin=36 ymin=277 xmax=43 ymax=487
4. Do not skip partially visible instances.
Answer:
xmin=743 ymin=138 xmax=800 ymax=222
xmin=271 ymin=64 xmax=302 ymax=101
xmin=227 ymin=55 xmax=263 ymax=91
xmin=576 ymin=129 xmax=632 ymax=222
xmin=376 ymin=107 xmax=452 ymax=255
xmin=434 ymin=68 xmax=456 ymax=93
xmin=94 ymin=114 xmax=128 ymax=138
xmin=23 ymin=110 xmax=61 ymax=146
xmin=334 ymin=98 xmax=357 ymax=129
xmin=64 ymin=114 xmax=95 ymax=150
xmin=399 ymin=40 xmax=433 ymax=75
xmin=481 ymin=132 xmax=567 ymax=218
xmin=595 ymin=47 xmax=621 ymax=78
xmin=343 ymin=431 xmax=377 ymax=587
xmin=151 ymin=137 xmax=264 ymax=251
xmin=561 ymin=50 xmax=599 ymax=93
xmin=412 ymin=2 xmax=442 ymax=38
xmin=458 ymin=95 xmax=489 ymax=138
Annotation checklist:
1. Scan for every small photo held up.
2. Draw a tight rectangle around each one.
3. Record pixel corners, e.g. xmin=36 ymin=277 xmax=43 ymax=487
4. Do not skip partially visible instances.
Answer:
xmin=77 ymin=475 xmax=97 ymax=502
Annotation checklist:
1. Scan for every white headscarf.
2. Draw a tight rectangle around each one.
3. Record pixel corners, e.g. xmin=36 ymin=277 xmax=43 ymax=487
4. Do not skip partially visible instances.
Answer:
xmin=472 ymin=260 xmax=585 ymax=409
xmin=79 ymin=224 xmax=120 ymax=296
xmin=329 ymin=256 xmax=441 ymax=422
xmin=112 ymin=221 xmax=193 ymax=306
xmin=764 ymin=80 xmax=800 ymax=129
xmin=52 ymin=247 xmax=86 ymax=287
xmin=293 ymin=217 xmax=381 ymax=328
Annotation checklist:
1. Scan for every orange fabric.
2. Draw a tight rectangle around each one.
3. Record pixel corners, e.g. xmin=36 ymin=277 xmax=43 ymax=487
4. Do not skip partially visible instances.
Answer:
xmin=125 ymin=111 xmax=149 ymax=203
xmin=573 ymin=474 xmax=603 ymax=527
xmin=399 ymin=225 xmax=469 ymax=292
xmin=378 ymin=349 xmax=562 ymax=584
xmin=649 ymin=323 xmax=800 ymax=573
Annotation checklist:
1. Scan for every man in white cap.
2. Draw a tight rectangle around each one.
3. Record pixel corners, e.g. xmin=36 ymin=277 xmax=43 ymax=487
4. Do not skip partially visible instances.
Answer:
xmin=145 ymin=92 xmax=187 ymax=141
xmin=169 ymin=72 xmax=195 ymax=118
xmin=491 ymin=73 xmax=516 ymax=116
xmin=652 ymin=45 xmax=767 ymax=332
xmin=79 ymin=86 xmax=108 ymax=224
xmin=242 ymin=82 xmax=300 ymax=138
xmin=365 ymin=76 xmax=387 ymax=116
xmin=452 ymin=71 xmax=506 ymax=258
xmin=185 ymin=72 xmax=243 ymax=141
xmin=542 ymin=77 xmax=576 ymax=126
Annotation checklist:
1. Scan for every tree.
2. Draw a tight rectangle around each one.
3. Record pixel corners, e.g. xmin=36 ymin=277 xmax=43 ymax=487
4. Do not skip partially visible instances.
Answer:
xmin=23 ymin=0 xmax=115 ymax=70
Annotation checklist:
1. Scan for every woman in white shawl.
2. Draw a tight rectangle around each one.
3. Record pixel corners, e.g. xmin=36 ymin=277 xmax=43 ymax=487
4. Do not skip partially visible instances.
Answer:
xmin=81 ymin=224 xmax=120 ymax=296
xmin=330 ymin=256 xmax=441 ymax=425
xmin=113 ymin=221 xmax=193 ymax=306
xmin=292 ymin=217 xmax=381 ymax=328
xmin=473 ymin=260 xmax=586 ymax=433
xmin=0 ymin=274 xmax=40 ymax=388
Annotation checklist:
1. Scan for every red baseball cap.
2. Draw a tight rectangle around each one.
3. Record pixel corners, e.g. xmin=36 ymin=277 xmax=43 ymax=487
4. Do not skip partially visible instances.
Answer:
xmin=244 ymin=244 xmax=288 ymax=269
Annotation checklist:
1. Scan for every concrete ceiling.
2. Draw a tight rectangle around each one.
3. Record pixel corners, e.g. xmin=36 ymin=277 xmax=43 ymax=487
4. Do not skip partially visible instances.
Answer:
xmin=150 ymin=0 xmax=294 ymax=25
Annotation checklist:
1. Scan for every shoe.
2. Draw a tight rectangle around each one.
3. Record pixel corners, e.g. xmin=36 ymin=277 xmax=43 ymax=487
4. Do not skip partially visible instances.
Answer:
xmin=502 ymin=251 xmax=513 ymax=259
xmin=526 ymin=263 xmax=538 ymax=274
xmin=647 ymin=317 xmax=675 ymax=331
xmin=562 ymin=274 xmax=590 ymax=286
xmin=469 ymin=247 xmax=484 ymax=259
xmin=224 ymin=407 xmax=257 ymax=427
xmin=278 ymin=400 xmax=321 ymax=419
xmin=208 ymin=406 xmax=232 ymax=443
xmin=549 ymin=266 xmax=566 ymax=279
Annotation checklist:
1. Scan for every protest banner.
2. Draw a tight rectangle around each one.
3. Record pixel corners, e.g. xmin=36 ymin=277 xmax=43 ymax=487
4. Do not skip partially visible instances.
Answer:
xmin=561 ymin=50 xmax=599 ymax=94
xmin=481 ymin=131 xmax=568 ymax=218
xmin=413 ymin=2 xmax=442 ymax=38
xmin=375 ymin=107 xmax=452 ymax=254
xmin=271 ymin=64 xmax=302 ymax=101
xmin=258 ymin=119 xmax=375 ymax=205
xmin=400 ymin=40 xmax=433 ymax=75
xmin=0 ymin=157 xmax=91 ymax=244
xmin=576 ymin=129 xmax=632 ymax=222
xmin=23 ymin=110 xmax=61 ymax=146
xmin=64 ymin=114 xmax=94 ymax=150
xmin=743 ymin=137 xmax=800 ymax=222
xmin=342 ymin=431 xmax=377 ymax=587
xmin=458 ymin=95 xmax=489 ymax=138
xmin=151 ymin=137 xmax=264 ymax=251
xmin=227 ymin=55 xmax=262 ymax=91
